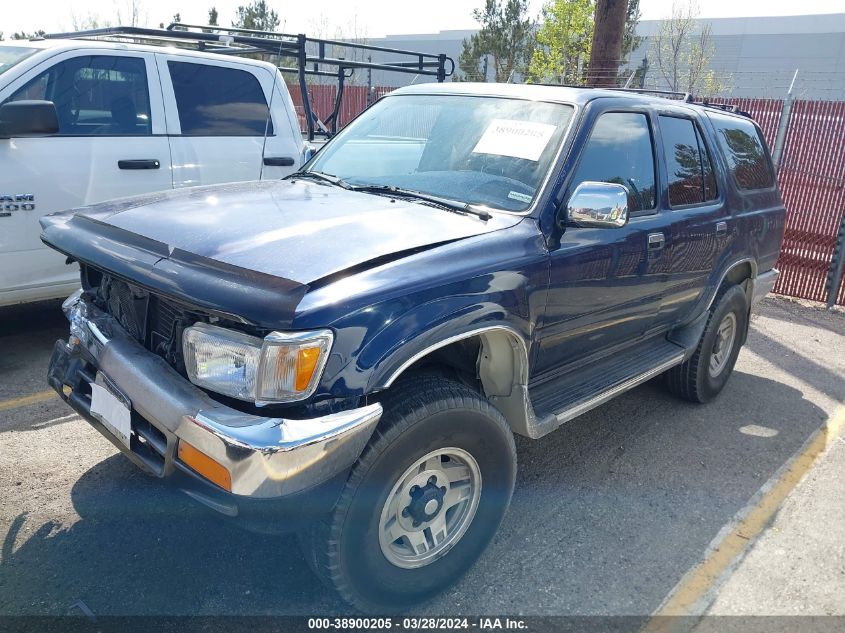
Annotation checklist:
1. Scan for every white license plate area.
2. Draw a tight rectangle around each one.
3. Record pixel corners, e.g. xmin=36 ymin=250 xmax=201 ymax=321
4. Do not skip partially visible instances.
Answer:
xmin=90 ymin=375 xmax=132 ymax=449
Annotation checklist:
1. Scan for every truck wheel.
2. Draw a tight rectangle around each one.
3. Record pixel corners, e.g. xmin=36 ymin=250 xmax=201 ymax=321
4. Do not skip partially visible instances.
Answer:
xmin=665 ymin=284 xmax=748 ymax=403
xmin=299 ymin=375 xmax=516 ymax=612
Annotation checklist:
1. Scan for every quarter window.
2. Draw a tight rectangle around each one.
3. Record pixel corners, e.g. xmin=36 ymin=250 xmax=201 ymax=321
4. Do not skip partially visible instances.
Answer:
xmin=708 ymin=113 xmax=774 ymax=190
xmin=659 ymin=115 xmax=718 ymax=207
xmin=168 ymin=61 xmax=273 ymax=136
xmin=571 ymin=112 xmax=656 ymax=213
xmin=5 ymin=55 xmax=151 ymax=135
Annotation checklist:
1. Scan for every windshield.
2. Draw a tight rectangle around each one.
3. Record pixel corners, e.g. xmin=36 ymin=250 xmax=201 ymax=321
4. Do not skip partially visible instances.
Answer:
xmin=0 ymin=46 xmax=40 ymax=77
xmin=306 ymin=94 xmax=575 ymax=212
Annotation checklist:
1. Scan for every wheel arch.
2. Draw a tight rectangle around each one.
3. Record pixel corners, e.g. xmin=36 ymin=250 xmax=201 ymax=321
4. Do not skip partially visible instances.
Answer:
xmin=376 ymin=325 xmax=533 ymax=436
xmin=707 ymin=258 xmax=757 ymax=310
xmin=705 ymin=258 xmax=757 ymax=345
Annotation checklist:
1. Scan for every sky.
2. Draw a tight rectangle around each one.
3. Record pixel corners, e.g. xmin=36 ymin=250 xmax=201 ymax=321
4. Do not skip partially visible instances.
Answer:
xmin=1 ymin=0 xmax=843 ymax=39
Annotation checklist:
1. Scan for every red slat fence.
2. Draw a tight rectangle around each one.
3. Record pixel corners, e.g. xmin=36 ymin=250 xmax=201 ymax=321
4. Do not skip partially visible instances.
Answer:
xmin=288 ymin=85 xmax=395 ymax=132
xmin=288 ymin=85 xmax=845 ymax=306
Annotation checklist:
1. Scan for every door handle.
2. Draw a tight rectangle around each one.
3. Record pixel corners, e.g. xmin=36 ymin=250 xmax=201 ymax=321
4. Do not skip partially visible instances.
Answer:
xmin=647 ymin=232 xmax=665 ymax=250
xmin=263 ymin=156 xmax=295 ymax=167
xmin=118 ymin=159 xmax=160 ymax=170
xmin=716 ymin=221 xmax=728 ymax=235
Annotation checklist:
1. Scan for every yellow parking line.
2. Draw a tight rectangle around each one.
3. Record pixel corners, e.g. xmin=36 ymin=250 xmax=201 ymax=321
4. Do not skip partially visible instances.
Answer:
xmin=0 ymin=389 xmax=57 ymax=412
xmin=646 ymin=406 xmax=845 ymax=629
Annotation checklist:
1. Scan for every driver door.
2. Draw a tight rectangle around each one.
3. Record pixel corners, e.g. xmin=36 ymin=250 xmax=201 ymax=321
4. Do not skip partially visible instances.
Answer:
xmin=0 ymin=50 xmax=171 ymax=305
xmin=535 ymin=106 xmax=673 ymax=375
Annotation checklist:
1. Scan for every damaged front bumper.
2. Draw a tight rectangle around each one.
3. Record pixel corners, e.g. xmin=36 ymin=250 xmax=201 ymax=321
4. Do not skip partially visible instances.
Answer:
xmin=48 ymin=295 xmax=382 ymax=527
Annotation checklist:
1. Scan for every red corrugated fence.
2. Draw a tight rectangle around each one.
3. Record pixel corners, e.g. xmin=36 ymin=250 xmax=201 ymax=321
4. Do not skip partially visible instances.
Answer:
xmin=716 ymin=98 xmax=845 ymax=305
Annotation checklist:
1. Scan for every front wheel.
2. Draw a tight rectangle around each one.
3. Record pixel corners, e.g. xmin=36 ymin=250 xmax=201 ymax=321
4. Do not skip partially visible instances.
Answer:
xmin=665 ymin=284 xmax=749 ymax=403
xmin=299 ymin=375 xmax=516 ymax=612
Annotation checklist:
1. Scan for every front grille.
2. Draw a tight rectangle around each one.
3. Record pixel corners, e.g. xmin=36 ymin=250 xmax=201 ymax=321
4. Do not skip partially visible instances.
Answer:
xmin=148 ymin=294 xmax=185 ymax=361
xmin=102 ymin=277 xmax=148 ymax=341
xmin=86 ymin=267 xmax=201 ymax=373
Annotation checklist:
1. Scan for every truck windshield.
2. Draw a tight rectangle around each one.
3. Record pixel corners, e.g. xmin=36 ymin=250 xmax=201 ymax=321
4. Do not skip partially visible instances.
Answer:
xmin=306 ymin=94 xmax=575 ymax=212
xmin=0 ymin=47 xmax=40 ymax=77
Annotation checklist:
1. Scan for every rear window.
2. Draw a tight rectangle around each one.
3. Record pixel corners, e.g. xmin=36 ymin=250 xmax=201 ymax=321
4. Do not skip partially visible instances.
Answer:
xmin=168 ymin=61 xmax=273 ymax=136
xmin=708 ymin=112 xmax=774 ymax=190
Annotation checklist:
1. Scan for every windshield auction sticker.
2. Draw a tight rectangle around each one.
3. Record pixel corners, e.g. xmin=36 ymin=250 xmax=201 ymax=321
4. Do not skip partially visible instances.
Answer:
xmin=472 ymin=119 xmax=557 ymax=161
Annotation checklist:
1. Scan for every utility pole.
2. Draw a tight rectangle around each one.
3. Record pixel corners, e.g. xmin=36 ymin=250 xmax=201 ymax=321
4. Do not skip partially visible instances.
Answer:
xmin=588 ymin=0 xmax=627 ymax=87
xmin=772 ymin=69 xmax=798 ymax=170
xmin=366 ymin=54 xmax=373 ymax=105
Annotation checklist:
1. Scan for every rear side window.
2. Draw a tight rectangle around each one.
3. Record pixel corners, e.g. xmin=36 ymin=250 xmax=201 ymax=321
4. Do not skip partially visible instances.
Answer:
xmin=5 ymin=55 xmax=151 ymax=135
xmin=168 ymin=61 xmax=273 ymax=136
xmin=709 ymin=113 xmax=774 ymax=190
xmin=659 ymin=115 xmax=718 ymax=207
xmin=571 ymin=112 xmax=656 ymax=213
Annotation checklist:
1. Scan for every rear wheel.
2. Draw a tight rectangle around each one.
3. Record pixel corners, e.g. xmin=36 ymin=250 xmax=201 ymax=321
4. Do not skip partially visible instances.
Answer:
xmin=665 ymin=284 xmax=748 ymax=403
xmin=299 ymin=375 xmax=516 ymax=612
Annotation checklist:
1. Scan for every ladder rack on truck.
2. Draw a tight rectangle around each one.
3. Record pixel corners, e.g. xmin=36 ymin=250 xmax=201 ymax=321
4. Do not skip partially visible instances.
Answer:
xmin=44 ymin=23 xmax=455 ymax=140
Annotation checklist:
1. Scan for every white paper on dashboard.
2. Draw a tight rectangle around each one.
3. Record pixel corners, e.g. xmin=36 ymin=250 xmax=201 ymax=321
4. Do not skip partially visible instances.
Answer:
xmin=90 ymin=383 xmax=131 ymax=448
xmin=472 ymin=119 xmax=557 ymax=161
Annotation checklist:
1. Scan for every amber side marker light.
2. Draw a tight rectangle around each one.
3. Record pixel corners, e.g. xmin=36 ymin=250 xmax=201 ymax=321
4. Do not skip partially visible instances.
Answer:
xmin=178 ymin=440 xmax=232 ymax=492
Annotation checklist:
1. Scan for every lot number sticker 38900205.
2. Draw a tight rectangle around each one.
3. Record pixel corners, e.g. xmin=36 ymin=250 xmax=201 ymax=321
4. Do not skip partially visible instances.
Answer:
xmin=472 ymin=119 xmax=557 ymax=162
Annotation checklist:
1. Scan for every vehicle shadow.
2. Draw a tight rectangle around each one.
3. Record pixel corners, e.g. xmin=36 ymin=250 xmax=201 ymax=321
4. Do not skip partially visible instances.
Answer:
xmin=755 ymin=297 xmax=845 ymax=339
xmin=746 ymin=326 xmax=845 ymax=401
xmin=0 ymin=299 xmax=66 ymax=340
xmin=0 ymin=371 xmax=828 ymax=617
xmin=1 ymin=299 xmax=67 ymax=400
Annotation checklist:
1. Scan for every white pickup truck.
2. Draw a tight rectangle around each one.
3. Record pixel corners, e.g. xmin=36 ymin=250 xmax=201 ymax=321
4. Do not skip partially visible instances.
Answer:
xmin=0 ymin=38 xmax=306 ymax=306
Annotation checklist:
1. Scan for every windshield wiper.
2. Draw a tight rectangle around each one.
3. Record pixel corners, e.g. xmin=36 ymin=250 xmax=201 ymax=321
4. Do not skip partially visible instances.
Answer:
xmin=285 ymin=171 xmax=353 ymax=190
xmin=349 ymin=184 xmax=492 ymax=221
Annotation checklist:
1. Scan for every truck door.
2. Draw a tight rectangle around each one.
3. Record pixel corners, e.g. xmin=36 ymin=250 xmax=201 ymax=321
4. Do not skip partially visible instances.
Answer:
xmin=535 ymin=107 xmax=673 ymax=374
xmin=0 ymin=50 xmax=171 ymax=305
xmin=156 ymin=55 xmax=301 ymax=187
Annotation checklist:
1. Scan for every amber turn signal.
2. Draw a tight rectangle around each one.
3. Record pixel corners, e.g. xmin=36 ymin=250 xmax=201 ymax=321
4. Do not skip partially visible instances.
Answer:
xmin=177 ymin=440 xmax=232 ymax=492
xmin=295 ymin=346 xmax=322 ymax=391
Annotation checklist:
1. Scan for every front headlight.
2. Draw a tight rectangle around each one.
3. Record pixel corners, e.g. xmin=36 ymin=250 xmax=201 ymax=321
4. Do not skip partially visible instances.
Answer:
xmin=182 ymin=323 xmax=333 ymax=404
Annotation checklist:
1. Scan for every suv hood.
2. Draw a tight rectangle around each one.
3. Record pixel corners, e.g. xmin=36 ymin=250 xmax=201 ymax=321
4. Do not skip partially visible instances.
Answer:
xmin=46 ymin=180 xmax=520 ymax=285
xmin=41 ymin=180 xmax=521 ymax=327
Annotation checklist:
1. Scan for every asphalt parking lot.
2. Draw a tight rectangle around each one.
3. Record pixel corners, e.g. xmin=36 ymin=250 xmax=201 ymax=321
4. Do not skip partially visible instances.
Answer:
xmin=0 ymin=296 xmax=843 ymax=618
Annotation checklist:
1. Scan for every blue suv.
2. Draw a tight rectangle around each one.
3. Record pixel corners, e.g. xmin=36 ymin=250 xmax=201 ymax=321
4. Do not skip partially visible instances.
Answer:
xmin=42 ymin=83 xmax=785 ymax=611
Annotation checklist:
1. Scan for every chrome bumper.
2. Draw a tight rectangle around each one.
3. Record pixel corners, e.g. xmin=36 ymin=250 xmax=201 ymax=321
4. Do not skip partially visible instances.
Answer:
xmin=52 ymin=297 xmax=381 ymax=499
xmin=752 ymin=268 xmax=779 ymax=306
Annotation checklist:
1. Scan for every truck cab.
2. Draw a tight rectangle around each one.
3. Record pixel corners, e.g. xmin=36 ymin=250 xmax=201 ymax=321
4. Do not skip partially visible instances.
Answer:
xmin=0 ymin=38 xmax=304 ymax=306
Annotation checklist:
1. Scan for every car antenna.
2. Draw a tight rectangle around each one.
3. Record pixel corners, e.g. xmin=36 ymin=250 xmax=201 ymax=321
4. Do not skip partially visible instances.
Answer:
xmin=259 ymin=33 xmax=287 ymax=181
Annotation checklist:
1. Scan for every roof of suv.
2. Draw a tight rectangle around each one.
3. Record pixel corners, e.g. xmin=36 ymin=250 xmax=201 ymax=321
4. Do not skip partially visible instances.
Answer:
xmin=391 ymin=82 xmax=750 ymax=121
xmin=392 ymin=82 xmax=675 ymax=105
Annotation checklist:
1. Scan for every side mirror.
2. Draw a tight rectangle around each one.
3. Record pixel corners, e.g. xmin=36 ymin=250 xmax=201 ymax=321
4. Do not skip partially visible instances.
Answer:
xmin=565 ymin=181 xmax=629 ymax=229
xmin=0 ymin=100 xmax=59 ymax=138
xmin=302 ymin=142 xmax=317 ymax=163
xmin=302 ymin=140 xmax=327 ymax=164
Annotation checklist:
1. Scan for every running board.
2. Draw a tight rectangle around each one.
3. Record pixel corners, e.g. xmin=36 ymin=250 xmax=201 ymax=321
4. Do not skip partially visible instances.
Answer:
xmin=526 ymin=340 xmax=685 ymax=436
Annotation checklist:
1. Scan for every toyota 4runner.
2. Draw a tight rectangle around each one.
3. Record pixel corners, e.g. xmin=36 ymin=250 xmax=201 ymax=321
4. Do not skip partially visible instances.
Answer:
xmin=41 ymin=83 xmax=785 ymax=611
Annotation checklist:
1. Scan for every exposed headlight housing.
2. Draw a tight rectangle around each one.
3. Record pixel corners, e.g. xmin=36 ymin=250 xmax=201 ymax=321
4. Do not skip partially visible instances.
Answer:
xmin=182 ymin=323 xmax=333 ymax=405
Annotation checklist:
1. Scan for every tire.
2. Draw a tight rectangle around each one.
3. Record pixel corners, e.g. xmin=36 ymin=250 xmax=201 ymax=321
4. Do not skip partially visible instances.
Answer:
xmin=299 ymin=375 xmax=517 ymax=612
xmin=665 ymin=284 xmax=748 ymax=403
